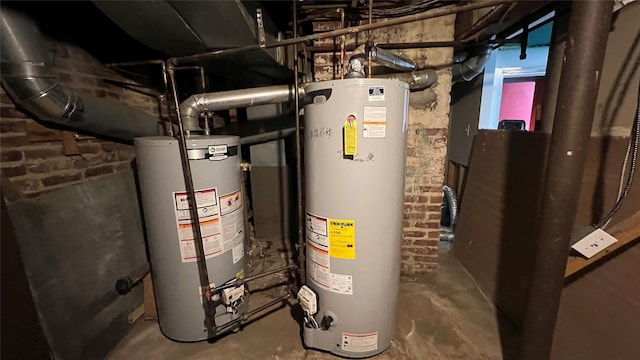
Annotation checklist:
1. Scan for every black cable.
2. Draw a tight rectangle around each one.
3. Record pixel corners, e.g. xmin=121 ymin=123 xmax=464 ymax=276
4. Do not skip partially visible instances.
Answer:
xmin=595 ymin=80 xmax=640 ymax=228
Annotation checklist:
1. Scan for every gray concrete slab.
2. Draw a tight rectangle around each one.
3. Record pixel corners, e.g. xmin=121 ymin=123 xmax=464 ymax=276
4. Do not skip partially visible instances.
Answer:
xmin=107 ymin=253 xmax=502 ymax=360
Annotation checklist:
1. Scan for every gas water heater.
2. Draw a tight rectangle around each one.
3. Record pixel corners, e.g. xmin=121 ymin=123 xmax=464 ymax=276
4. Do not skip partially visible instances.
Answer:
xmin=134 ymin=135 xmax=246 ymax=341
xmin=301 ymin=78 xmax=409 ymax=357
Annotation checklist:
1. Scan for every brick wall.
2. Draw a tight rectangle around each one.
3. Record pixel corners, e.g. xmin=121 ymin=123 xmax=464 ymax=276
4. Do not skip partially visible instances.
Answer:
xmin=312 ymin=16 xmax=455 ymax=276
xmin=1 ymin=41 xmax=161 ymax=197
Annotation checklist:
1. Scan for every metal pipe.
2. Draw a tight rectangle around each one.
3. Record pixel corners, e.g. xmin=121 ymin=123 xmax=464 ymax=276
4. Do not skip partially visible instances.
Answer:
xmin=452 ymin=46 xmax=491 ymax=83
xmin=0 ymin=8 xmax=161 ymax=141
xmin=374 ymin=69 xmax=437 ymax=91
xmin=368 ymin=0 xmax=373 ymax=78
xmin=211 ymin=264 xmax=297 ymax=292
xmin=518 ymin=1 xmax=614 ymax=360
xmin=370 ymin=46 xmax=417 ymax=72
xmin=293 ymin=0 xmax=305 ymax=290
xmin=168 ymin=1 xmax=510 ymax=65
xmin=306 ymin=40 xmax=476 ymax=53
xmin=243 ymin=293 xmax=291 ymax=319
xmin=238 ymin=128 xmax=297 ymax=146
xmin=166 ymin=66 xmax=217 ymax=336
xmin=179 ymin=85 xmax=294 ymax=132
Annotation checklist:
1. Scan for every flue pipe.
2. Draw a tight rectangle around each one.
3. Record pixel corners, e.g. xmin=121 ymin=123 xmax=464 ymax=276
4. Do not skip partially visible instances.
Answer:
xmin=0 ymin=7 xmax=161 ymax=141
xmin=179 ymin=85 xmax=294 ymax=131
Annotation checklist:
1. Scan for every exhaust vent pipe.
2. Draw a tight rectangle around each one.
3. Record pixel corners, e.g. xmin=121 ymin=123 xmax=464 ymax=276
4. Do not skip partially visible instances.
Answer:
xmin=179 ymin=85 xmax=294 ymax=132
xmin=452 ymin=46 xmax=491 ymax=84
xmin=0 ymin=7 xmax=161 ymax=141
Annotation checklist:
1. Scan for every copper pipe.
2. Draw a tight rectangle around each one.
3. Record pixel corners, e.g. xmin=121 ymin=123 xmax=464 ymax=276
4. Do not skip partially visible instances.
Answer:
xmin=166 ymin=65 xmax=217 ymax=336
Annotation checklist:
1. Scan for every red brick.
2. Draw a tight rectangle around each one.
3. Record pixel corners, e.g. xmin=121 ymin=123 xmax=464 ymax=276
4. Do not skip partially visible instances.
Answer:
xmin=428 ymin=213 xmax=441 ymax=220
xmin=26 ymin=162 xmax=49 ymax=174
xmin=412 ymin=239 xmax=439 ymax=247
xmin=71 ymin=158 xmax=90 ymax=169
xmin=407 ymin=247 xmax=438 ymax=256
xmin=1 ymin=150 xmax=23 ymax=162
xmin=9 ymin=178 xmax=43 ymax=194
xmin=0 ymin=90 xmax=12 ymax=104
xmin=26 ymin=121 xmax=59 ymax=137
xmin=426 ymin=205 xmax=440 ymax=212
xmin=99 ymin=142 xmax=117 ymax=152
xmin=404 ymin=230 xmax=426 ymax=238
xmin=0 ymin=119 xmax=28 ymax=133
xmin=85 ymin=164 xmax=114 ymax=178
xmin=427 ymin=231 xmax=440 ymax=238
xmin=1 ymin=165 xmax=27 ymax=177
xmin=114 ymin=161 xmax=132 ymax=172
xmin=116 ymin=144 xmax=135 ymax=161
xmin=47 ymin=157 xmax=74 ymax=171
xmin=23 ymin=146 xmax=64 ymax=159
xmin=77 ymin=142 xmax=101 ymax=154
xmin=41 ymin=171 xmax=82 ymax=186
xmin=430 ymin=195 xmax=443 ymax=203
xmin=1 ymin=134 xmax=29 ymax=147
xmin=416 ymin=222 xmax=439 ymax=229
xmin=403 ymin=212 xmax=425 ymax=221
xmin=412 ymin=255 xmax=438 ymax=263
xmin=0 ymin=106 xmax=29 ymax=119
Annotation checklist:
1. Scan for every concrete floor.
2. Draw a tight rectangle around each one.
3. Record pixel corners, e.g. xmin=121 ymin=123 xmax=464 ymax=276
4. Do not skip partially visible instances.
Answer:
xmin=107 ymin=250 xmax=503 ymax=360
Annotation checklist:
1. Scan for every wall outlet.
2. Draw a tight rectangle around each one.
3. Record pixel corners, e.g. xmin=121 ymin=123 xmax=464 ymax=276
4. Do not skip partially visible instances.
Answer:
xmin=571 ymin=228 xmax=617 ymax=258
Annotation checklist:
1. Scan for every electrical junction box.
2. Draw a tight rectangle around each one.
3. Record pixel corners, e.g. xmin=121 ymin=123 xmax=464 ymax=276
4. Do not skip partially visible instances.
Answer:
xmin=298 ymin=285 xmax=318 ymax=315
xmin=222 ymin=284 xmax=245 ymax=305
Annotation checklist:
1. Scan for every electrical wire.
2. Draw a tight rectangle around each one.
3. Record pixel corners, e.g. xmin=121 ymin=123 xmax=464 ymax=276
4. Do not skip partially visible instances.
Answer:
xmin=595 ymin=80 xmax=640 ymax=229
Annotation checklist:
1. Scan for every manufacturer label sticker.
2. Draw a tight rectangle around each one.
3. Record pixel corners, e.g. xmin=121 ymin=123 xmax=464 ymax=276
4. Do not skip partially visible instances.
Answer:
xmin=368 ymin=86 xmax=385 ymax=101
xmin=208 ymin=145 xmax=228 ymax=160
xmin=342 ymin=332 xmax=378 ymax=352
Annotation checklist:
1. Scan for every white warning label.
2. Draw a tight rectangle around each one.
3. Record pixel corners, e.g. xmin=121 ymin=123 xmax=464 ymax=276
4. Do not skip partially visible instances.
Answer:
xmin=306 ymin=212 xmax=330 ymax=289
xmin=232 ymin=243 xmax=244 ymax=264
xmin=309 ymin=261 xmax=330 ymax=289
xmin=174 ymin=188 xmax=223 ymax=263
xmin=330 ymin=273 xmax=353 ymax=295
xmin=219 ymin=190 xmax=244 ymax=260
xmin=342 ymin=332 xmax=378 ymax=352
xmin=306 ymin=212 xmax=328 ymax=246
xmin=363 ymin=106 xmax=387 ymax=138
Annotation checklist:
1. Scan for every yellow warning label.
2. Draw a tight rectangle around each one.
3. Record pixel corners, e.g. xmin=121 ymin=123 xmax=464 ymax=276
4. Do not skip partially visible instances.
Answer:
xmin=329 ymin=219 xmax=355 ymax=259
xmin=344 ymin=117 xmax=357 ymax=156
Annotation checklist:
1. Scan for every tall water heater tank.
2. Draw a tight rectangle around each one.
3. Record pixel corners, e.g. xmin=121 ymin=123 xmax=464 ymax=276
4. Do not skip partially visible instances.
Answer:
xmin=302 ymin=78 xmax=409 ymax=357
xmin=134 ymin=135 xmax=246 ymax=341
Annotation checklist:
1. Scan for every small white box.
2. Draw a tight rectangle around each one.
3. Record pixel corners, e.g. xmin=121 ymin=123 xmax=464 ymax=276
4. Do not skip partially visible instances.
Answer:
xmin=297 ymin=285 xmax=318 ymax=315
xmin=571 ymin=228 xmax=617 ymax=259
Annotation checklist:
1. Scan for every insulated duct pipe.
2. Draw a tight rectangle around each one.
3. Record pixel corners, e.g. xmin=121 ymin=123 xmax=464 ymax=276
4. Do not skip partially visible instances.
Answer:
xmin=0 ymin=7 xmax=161 ymax=141
xmin=179 ymin=85 xmax=294 ymax=131
xmin=452 ymin=46 xmax=491 ymax=83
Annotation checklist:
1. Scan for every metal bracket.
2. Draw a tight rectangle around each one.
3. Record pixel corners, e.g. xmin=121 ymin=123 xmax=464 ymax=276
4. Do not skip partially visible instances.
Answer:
xmin=256 ymin=8 xmax=266 ymax=49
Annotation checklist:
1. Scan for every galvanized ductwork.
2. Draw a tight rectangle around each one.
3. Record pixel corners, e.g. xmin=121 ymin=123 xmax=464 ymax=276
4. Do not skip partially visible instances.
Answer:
xmin=0 ymin=7 xmax=161 ymax=141
xmin=452 ymin=46 xmax=491 ymax=83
